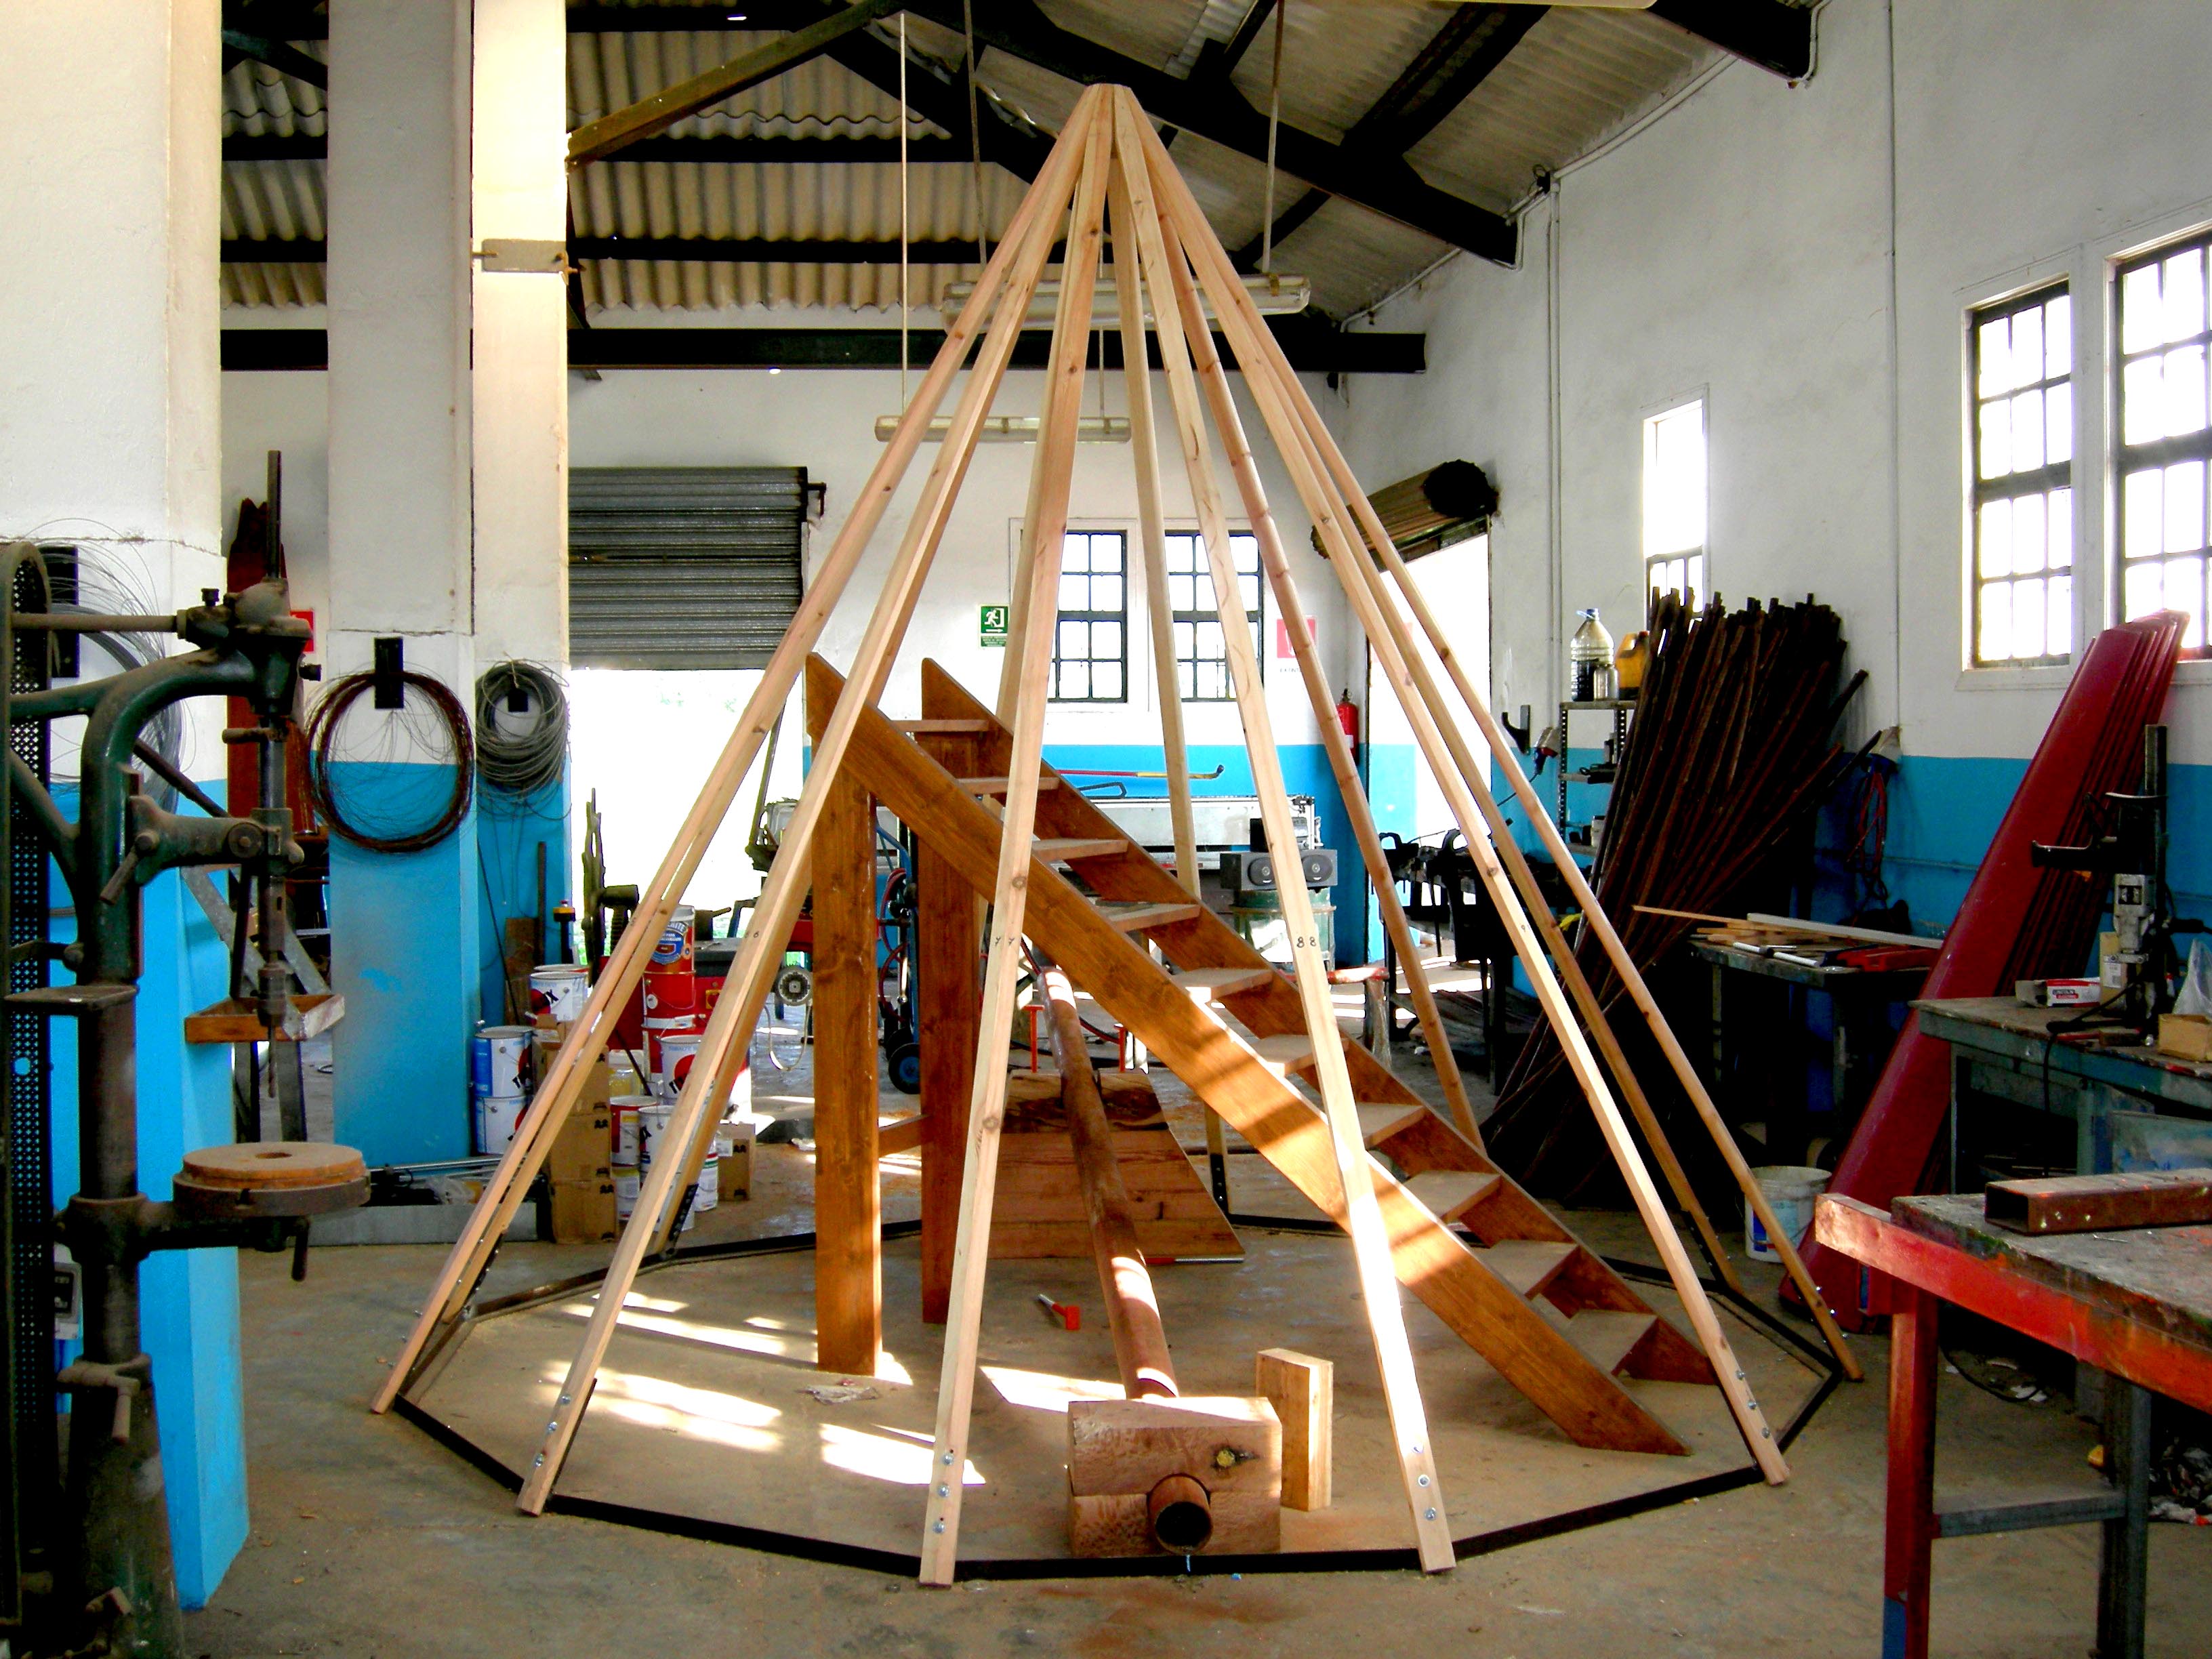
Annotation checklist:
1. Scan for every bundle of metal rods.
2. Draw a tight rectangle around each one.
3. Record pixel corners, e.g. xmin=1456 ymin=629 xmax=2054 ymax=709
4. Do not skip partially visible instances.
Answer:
xmin=1482 ymin=592 xmax=1860 ymax=1197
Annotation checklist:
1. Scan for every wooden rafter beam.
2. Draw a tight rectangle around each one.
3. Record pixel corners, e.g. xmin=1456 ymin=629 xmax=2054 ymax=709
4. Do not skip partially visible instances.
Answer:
xmin=1647 ymin=0 xmax=1814 ymax=80
xmin=225 ymin=132 xmax=979 ymax=163
xmin=566 ymin=0 xmax=896 ymax=165
xmin=1232 ymin=3 xmax=1541 ymax=271
xmin=897 ymin=0 xmax=1517 ymax=262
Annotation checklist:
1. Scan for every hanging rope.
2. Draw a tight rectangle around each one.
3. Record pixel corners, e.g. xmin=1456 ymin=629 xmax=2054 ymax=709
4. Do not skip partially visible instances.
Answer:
xmin=1261 ymin=0 xmax=1287 ymax=274
xmin=474 ymin=660 xmax=569 ymax=798
xmin=964 ymin=0 xmax=988 ymax=267
xmin=304 ymin=669 xmax=474 ymax=853
xmin=899 ymin=9 xmax=911 ymax=413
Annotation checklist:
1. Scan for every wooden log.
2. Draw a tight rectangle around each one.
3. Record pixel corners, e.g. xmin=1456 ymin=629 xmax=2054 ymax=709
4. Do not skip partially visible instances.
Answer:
xmin=1254 ymin=1348 xmax=1332 ymax=1511
xmin=1986 ymin=1168 xmax=2212 ymax=1235
xmin=811 ymin=678 xmax=881 ymax=1374
xmin=366 ymin=71 xmax=1090 ymax=1418
xmin=1113 ymin=94 xmax=1455 ymax=1571
xmin=1040 ymin=964 xmax=1177 ymax=1399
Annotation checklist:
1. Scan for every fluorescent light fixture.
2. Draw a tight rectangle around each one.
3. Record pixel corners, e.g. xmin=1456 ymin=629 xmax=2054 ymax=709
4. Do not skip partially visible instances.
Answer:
xmin=934 ymin=271 xmax=1309 ymax=329
xmin=872 ymin=413 xmax=1131 ymax=444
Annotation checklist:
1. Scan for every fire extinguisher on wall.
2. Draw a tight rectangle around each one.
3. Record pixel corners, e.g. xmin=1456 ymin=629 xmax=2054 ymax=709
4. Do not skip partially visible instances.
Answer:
xmin=1336 ymin=687 xmax=1360 ymax=756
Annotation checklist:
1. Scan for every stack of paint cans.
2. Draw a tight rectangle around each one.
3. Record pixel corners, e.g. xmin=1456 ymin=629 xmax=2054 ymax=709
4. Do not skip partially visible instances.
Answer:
xmin=528 ymin=962 xmax=588 ymax=1027
xmin=470 ymin=1024 xmax=533 ymax=1154
xmin=609 ymin=1091 xmax=657 ymax=1223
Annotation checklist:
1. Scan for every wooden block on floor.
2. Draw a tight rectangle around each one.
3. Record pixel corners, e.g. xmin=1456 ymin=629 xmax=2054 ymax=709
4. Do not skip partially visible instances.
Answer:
xmin=1067 ymin=1488 xmax=1279 ymax=1557
xmin=1253 ymin=1348 xmax=1331 ymax=1511
xmin=1067 ymin=1396 xmax=1282 ymax=1557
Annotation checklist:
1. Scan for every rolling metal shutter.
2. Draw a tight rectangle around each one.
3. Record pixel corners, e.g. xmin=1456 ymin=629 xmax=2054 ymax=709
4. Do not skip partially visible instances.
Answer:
xmin=569 ymin=467 xmax=807 ymax=669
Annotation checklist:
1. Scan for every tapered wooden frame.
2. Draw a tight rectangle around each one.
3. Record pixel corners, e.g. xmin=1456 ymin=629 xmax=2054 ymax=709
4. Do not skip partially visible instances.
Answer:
xmin=377 ymin=82 xmax=1826 ymax=1582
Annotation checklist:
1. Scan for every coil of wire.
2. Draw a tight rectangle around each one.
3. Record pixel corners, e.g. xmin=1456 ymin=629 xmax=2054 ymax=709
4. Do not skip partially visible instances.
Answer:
xmin=474 ymin=660 xmax=569 ymax=799
xmin=304 ymin=668 xmax=475 ymax=853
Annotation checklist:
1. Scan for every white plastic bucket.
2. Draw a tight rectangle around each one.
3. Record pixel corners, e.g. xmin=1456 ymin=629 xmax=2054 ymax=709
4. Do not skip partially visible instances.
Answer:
xmin=613 ymin=1164 xmax=640 ymax=1221
xmin=529 ymin=964 xmax=588 ymax=1025
xmin=610 ymin=1094 xmax=657 ymax=1166
xmin=694 ymin=1158 xmax=719 ymax=1212
xmin=472 ymin=1090 xmax=523 ymax=1156
xmin=1748 ymin=1165 xmax=1830 ymax=1263
xmin=471 ymin=1025 xmax=532 ymax=1099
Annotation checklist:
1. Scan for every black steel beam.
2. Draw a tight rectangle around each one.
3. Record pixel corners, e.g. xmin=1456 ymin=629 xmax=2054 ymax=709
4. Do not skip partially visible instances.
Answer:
xmin=221 ymin=28 xmax=327 ymax=89
xmin=897 ymin=0 xmax=1516 ymax=262
xmin=1162 ymin=0 xmax=1276 ymax=148
xmin=220 ymin=321 xmax=1426 ymax=375
xmin=220 ymin=236 xmax=1023 ymax=264
xmin=1647 ymin=0 xmax=1814 ymax=80
xmin=223 ymin=241 xmax=327 ymax=262
xmin=224 ymin=131 xmax=977 ymax=164
xmin=1232 ymin=4 xmax=1540 ymax=272
xmin=821 ymin=18 xmax=1054 ymax=182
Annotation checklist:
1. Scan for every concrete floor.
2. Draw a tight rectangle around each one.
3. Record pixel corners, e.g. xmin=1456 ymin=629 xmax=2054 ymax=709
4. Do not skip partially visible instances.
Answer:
xmin=192 ymin=1003 xmax=2212 ymax=1656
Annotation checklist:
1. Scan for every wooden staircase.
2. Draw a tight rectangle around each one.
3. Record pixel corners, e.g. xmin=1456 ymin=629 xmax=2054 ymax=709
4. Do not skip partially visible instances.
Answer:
xmin=821 ymin=655 xmax=1717 ymax=1458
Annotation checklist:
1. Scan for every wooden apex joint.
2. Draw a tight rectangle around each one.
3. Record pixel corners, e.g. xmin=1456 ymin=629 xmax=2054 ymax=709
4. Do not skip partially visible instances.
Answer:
xmin=1067 ymin=1395 xmax=1281 ymax=1557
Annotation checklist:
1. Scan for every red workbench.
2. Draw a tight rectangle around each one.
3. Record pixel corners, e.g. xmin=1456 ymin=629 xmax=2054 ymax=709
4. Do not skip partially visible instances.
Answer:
xmin=1815 ymin=1191 xmax=2212 ymax=1659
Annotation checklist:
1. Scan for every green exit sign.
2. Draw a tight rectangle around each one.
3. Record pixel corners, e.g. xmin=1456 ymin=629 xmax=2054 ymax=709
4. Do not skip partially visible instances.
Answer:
xmin=979 ymin=603 xmax=1009 ymax=647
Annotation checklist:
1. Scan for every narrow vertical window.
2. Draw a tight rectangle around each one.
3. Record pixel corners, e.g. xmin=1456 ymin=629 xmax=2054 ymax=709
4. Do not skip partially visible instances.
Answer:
xmin=2116 ymin=235 xmax=2211 ymax=651
xmin=1642 ymin=398 xmax=1707 ymax=605
xmin=1050 ymin=530 xmax=1127 ymax=702
xmin=1164 ymin=530 xmax=1264 ymax=701
xmin=1970 ymin=284 xmax=2074 ymax=664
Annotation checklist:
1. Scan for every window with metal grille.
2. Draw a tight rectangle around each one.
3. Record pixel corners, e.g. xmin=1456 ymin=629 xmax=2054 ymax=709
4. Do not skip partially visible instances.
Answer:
xmin=1642 ymin=398 xmax=1707 ymax=607
xmin=1970 ymin=285 xmax=2074 ymax=665
xmin=567 ymin=467 xmax=807 ymax=670
xmin=1164 ymin=530 xmax=1263 ymax=701
xmin=1050 ymin=531 xmax=1126 ymax=702
xmin=2116 ymin=234 xmax=2211 ymax=650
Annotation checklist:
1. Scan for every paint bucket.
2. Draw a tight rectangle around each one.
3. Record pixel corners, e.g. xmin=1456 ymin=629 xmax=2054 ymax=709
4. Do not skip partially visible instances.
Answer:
xmin=1748 ymin=1165 xmax=1830 ymax=1263
xmin=636 ymin=1101 xmax=675 ymax=1170
xmin=658 ymin=1030 xmax=705 ymax=1099
xmin=472 ymin=1090 xmax=524 ymax=1156
xmin=610 ymin=1094 xmax=657 ymax=1166
xmin=642 ymin=961 xmax=697 ymax=1018
xmin=693 ymin=1156 xmax=719 ymax=1213
xmin=529 ymin=963 xmax=588 ymax=1025
xmin=642 ymin=1015 xmax=699 ymax=1093
xmin=652 ymin=905 xmax=696 ymax=972
xmin=471 ymin=1025 xmax=532 ymax=1100
xmin=613 ymin=1164 xmax=640 ymax=1222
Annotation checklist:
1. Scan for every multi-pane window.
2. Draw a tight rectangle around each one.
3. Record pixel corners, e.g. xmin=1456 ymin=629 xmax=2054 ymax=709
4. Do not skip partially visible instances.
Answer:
xmin=1164 ymin=530 xmax=1263 ymax=701
xmin=1642 ymin=398 xmax=1707 ymax=607
xmin=1050 ymin=530 xmax=1126 ymax=701
xmin=2116 ymin=234 xmax=2212 ymax=649
xmin=1970 ymin=285 xmax=2074 ymax=664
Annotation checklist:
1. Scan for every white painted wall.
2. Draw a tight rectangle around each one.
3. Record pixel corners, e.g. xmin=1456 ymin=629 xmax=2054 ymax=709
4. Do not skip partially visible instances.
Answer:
xmin=1338 ymin=0 xmax=2212 ymax=773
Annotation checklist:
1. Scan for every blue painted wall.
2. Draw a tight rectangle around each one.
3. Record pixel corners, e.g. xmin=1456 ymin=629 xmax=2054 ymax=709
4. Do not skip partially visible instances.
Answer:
xmin=473 ymin=774 xmax=573 ymax=1023
xmin=46 ymin=788 xmax=247 ymax=1609
xmin=327 ymin=762 xmax=481 ymax=1167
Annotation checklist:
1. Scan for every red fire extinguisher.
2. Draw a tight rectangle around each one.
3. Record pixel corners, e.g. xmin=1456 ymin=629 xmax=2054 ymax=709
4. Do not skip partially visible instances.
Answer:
xmin=1335 ymin=687 xmax=1360 ymax=754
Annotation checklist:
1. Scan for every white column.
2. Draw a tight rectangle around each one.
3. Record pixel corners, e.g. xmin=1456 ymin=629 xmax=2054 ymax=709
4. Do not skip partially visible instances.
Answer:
xmin=325 ymin=0 xmax=481 ymax=1166
xmin=472 ymin=0 xmax=570 ymax=666
xmin=0 ymin=0 xmax=245 ymax=1608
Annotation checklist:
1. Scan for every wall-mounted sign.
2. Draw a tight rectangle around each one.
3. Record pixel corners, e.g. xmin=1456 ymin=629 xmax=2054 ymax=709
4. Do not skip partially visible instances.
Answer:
xmin=980 ymin=603 xmax=1009 ymax=647
xmin=1274 ymin=615 xmax=1317 ymax=659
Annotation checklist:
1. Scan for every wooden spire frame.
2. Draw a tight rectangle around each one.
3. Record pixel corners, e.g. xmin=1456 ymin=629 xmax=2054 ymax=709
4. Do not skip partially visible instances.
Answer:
xmin=375 ymin=82 xmax=1833 ymax=1584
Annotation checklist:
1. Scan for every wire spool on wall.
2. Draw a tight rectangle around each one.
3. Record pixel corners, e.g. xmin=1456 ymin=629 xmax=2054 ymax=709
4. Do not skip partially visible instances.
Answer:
xmin=474 ymin=661 xmax=569 ymax=802
xmin=304 ymin=670 xmax=474 ymax=853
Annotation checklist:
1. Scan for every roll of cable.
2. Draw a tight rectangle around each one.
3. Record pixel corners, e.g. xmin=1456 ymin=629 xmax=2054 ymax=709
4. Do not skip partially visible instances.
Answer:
xmin=304 ymin=669 xmax=474 ymax=853
xmin=474 ymin=660 xmax=569 ymax=800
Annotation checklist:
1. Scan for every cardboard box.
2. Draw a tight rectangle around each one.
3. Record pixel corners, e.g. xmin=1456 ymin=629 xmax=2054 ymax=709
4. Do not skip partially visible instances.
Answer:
xmin=547 ymin=1176 xmax=618 ymax=1242
xmin=718 ymin=1124 xmax=752 ymax=1200
xmin=2017 ymin=978 xmax=2103 ymax=1007
xmin=2157 ymin=1013 xmax=2212 ymax=1063
xmin=547 ymin=1099 xmax=613 ymax=1185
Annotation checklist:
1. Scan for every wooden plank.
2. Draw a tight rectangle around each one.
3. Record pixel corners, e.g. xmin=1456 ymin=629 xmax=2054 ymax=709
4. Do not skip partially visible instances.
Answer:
xmin=915 ymin=729 xmax=979 ymax=1324
xmin=1563 ymin=1310 xmax=1658 ymax=1376
xmin=877 ymin=1115 xmax=924 ymax=1156
xmin=366 ymin=77 xmax=1088 ymax=1419
xmin=506 ymin=102 xmax=1097 ymax=1513
xmin=1034 ymin=837 xmax=1127 ymax=862
xmin=954 ymin=775 xmax=1065 ymax=792
xmin=1149 ymin=115 xmax=1798 ymax=1474
xmin=811 ymin=678 xmax=881 ymax=1376
xmin=1116 ymin=95 xmax=1454 ymax=1572
xmin=1092 ymin=899 xmax=1202 ymax=932
xmin=892 ymin=718 xmax=990 ymax=734
xmin=1478 ymin=1239 xmax=1577 ymax=1298
xmin=1986 ymin=1168 xmax=2212 ymax=1235
xmin=1403 ymin=1170 xmax=1500 ymax=1223
xmin=1174 ymin=966 xmax=1278 ymax=1003
xmin=1254 ymin=1349 xmax=1332 ymax=1512
xmin=183 ymin=991 xmax=343 ymax=1044
xmin=1067 ymin=1395 xmax=1280 ymax=1496
xmin=826 ymin=660 xmax=1690 ymax=1458
xmin=920 ymin=89 xmax=1115 ymax=1587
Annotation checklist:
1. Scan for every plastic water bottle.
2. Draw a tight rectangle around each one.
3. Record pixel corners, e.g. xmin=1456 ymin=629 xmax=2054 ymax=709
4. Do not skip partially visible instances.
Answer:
xmin=1570 ymin=609 xmax=1614 ymax=701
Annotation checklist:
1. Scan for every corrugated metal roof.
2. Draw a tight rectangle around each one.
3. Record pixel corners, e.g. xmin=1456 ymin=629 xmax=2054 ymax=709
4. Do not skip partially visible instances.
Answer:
xmin=219 ymin=1 xmax=1790 ymax=320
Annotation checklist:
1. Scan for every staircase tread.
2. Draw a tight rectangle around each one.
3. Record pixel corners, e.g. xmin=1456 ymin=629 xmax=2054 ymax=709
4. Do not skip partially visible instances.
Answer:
xmin=1171 ymin=966 xmax=1279 ymax=1002
xmin=956 ymin=775 xmax=1063 ymax=792
xmin=1562 ymin=1309 xmax=1656 ymax=1375
xmin=1033 ymin=836 xmax=1128 ymax=861
xmin=1249 ymin=1032 xmax=1319 ymax=1067
xmin=1473 ymin=1237 xmax=1578 ymax=1296
xmin=1402 ymin=1170 xmax=1502 ymax=1218
xmin=1358 ymin=1103 xmax=1425 ymax=1141
xmin=1091 ymin=899 xmax=1202 ymax=931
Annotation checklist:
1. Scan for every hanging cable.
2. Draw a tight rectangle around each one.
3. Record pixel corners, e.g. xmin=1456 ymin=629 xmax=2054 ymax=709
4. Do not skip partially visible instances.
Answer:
xmin=1261 ymin=0 xmax=1287 ymax=274
xmin=304 ymin=669 xmax=474 ymax=853
xmin=964 ymin=0 xmax=988 ymax=268
xmin=474 ymin=660 xmax=569 ymax=799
